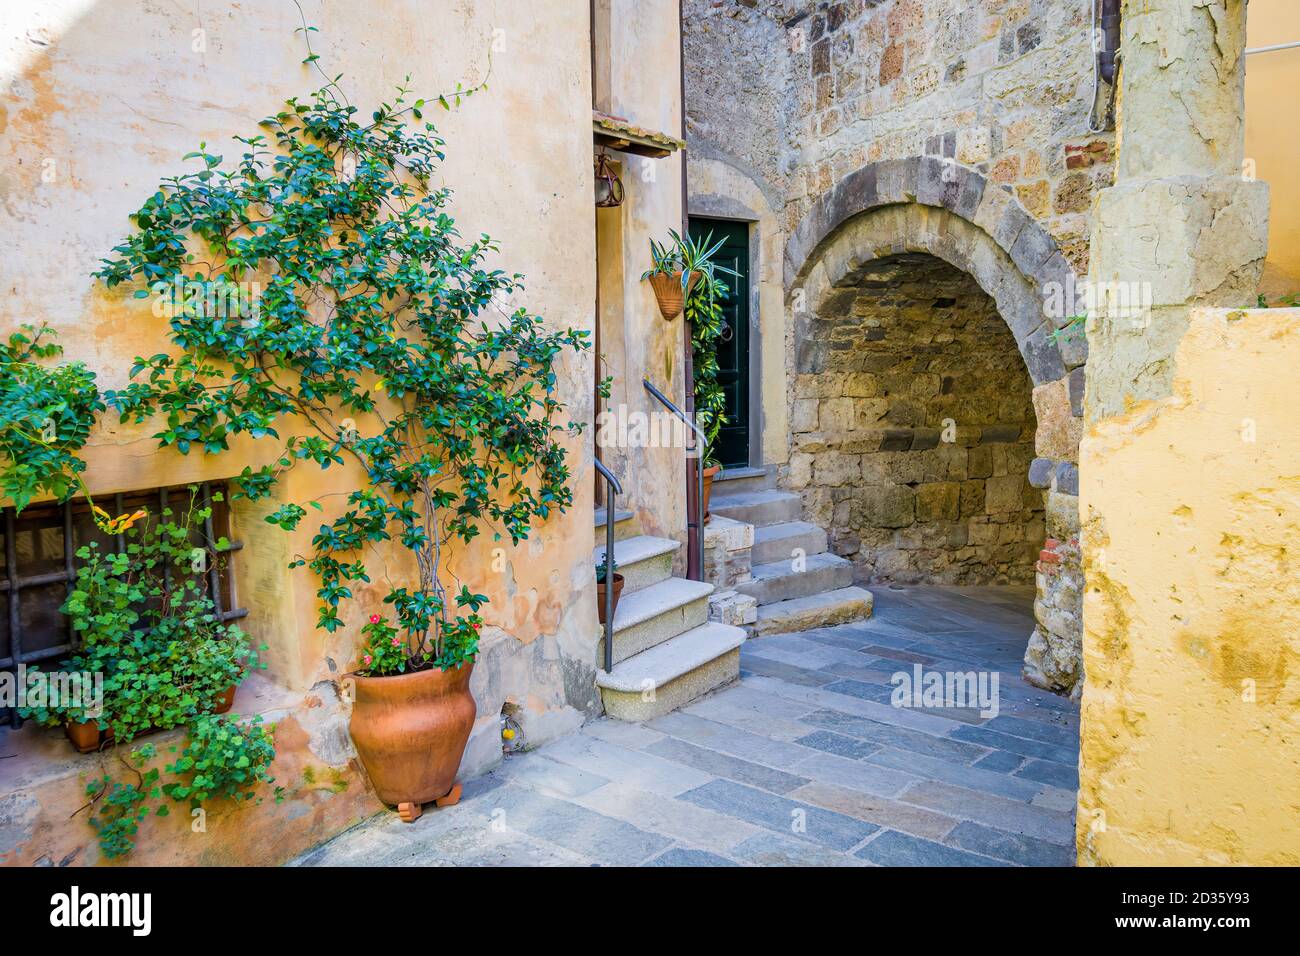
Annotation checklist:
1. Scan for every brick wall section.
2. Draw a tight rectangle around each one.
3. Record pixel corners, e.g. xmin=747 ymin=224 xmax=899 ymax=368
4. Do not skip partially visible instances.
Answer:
xmin=785 ymin=254 xmax=1043 ymax=584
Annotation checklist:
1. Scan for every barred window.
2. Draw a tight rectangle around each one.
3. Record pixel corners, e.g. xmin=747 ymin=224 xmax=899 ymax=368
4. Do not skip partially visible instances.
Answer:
xmin=0 ymin=482 xmax=245 ymax=728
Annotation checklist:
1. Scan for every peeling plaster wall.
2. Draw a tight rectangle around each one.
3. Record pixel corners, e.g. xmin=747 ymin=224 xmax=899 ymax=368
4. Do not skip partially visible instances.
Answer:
xmin=0 ymin=0 xmax=679 ymax=865
xmin=1077 ymin=307 xmax=1300 ymax=865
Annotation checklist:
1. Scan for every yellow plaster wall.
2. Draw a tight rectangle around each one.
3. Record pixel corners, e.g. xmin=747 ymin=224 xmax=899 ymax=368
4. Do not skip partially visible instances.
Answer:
xmin=1077 ymin=306 xmax=1300 ymax=865
xmin=1246 ymin=0 xmax=1300 ymax=296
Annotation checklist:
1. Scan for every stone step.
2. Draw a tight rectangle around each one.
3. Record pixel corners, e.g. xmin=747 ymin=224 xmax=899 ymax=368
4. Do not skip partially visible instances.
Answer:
xmin=735 ymin=551 xmax=854 ymax=605
xmin=599 ymin=577 xmax=714 ymax=667
xmin=594 ymin=507 xmax=638 ymax=542
xmin=753 ymin=585 xmax=875 ymax=636
xmin=593 ymin=535 xmax=679 ymax=594
xmin=711 ymin=465 xmax=776 ymax=496
xmin=750 ymin=520 xmax=829 ymax=566
xmin=707 ymin=488 xmax=801 ymax=526
xmin=597 ymin=621 xmax=745 ymax=721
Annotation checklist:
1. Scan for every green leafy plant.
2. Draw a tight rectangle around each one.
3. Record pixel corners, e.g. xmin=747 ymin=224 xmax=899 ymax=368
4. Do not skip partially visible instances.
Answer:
xmin=641 ymin=228 xmax=736 ymax=292
xmin=82 ymin=716 xmax=276 ymax=858
xmin=0 ymin=324 xmax=105 ymax=513
xmin=687 ymin=268 xmax=732 ymax=469
xmin=94 ymin=75 xmax=587 ymax=675
xmin=163 ymin=713 xmax=276 ymax=805
xmin=85 ymin=765 xmax=158 ymax=860
xmin=18 ymin=488 xmax=261 ymax=741
xmin=594 ymin=554 xmax=618 ymax=584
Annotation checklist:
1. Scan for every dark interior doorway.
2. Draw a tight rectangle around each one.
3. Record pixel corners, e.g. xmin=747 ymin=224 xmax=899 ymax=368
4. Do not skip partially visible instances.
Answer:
xmin=690 ymin=216 xmax=750 ymax=470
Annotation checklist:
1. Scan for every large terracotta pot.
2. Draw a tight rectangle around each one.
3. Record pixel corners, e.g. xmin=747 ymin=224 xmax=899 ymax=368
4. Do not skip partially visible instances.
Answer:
xmin=349 ymin=662 xmax=476 ymax=810
xmin=701 ymin=463 xmax=722 ymax=523
xmin=647 ymin=270 xmax=701 ymax=320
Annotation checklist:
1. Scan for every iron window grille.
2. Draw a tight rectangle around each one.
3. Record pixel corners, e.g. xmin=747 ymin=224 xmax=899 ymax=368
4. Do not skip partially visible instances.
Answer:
xmin=0 ymin=481 xmax=246 ymax=729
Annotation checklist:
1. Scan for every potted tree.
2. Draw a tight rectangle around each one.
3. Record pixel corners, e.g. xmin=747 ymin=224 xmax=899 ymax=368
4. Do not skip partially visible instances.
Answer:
xmin=96 ymin=78 xmax=586 ymax=822
xmin=642 ymin=229 xmax=735 ymax=321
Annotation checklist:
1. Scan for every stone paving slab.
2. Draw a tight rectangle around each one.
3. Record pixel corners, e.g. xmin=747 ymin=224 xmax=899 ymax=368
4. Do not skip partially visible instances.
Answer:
xmin=856 ymin=829 xmax=1007 ymax=867
xmin=295 ymin=586 xmax=1079 ymax=867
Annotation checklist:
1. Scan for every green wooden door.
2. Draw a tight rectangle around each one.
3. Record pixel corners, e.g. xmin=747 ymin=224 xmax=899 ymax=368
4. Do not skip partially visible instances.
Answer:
xmin=690 ymin=217 xmax=750 ymax=470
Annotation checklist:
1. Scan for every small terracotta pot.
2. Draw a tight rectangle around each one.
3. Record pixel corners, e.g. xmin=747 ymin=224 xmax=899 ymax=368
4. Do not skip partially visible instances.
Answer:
xmin=701 ymin=464 xmax=722 ymax=523
xmin=213 ymin=684 xmax=237 ymax=715
xmin=596 ymin=572 xmax=625 ymax=625
xmin=66 ymin=719 xmax=110 ymax=754
xmin=647 ymin=270 xmax=702 ymax=320
xmin=348 ymin=662 xmax=476 ymax=808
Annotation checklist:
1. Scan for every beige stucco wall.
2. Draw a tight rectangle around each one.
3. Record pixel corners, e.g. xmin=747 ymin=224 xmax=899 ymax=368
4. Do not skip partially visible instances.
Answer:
xmin=1245 ymin=0 xmax=1300 ymax=296
xmin=594 ymin=0 xmax=689 ymax=546
xmin=0 ymin=0 xmax=681 ymax=864
xmin=1077 ymin=306 xmax=1300 ymax=865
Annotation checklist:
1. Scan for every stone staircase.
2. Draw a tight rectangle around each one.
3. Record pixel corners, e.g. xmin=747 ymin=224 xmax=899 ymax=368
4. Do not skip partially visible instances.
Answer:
xmin=708 ymin=473 xmax=874 ymax=636
xmin=593 ymin=509 xmax=745 ymax=721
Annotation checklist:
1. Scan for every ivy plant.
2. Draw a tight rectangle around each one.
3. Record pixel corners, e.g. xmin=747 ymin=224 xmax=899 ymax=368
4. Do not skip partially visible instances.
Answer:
xmin=0 ymin=324 xmax=104 ymax=513
xmin=687 ymin=268 xmax=732 ymax=470
xmin=94 ymin=76 xmax=587 ymax=674
xmin=18 ymin=488 xmax=262 ymax=740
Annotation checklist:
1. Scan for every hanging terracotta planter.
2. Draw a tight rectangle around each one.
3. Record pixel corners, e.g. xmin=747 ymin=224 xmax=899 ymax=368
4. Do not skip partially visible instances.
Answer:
xmin=647 ymin=270 xmax=701 ymax=320
xmin=348 ymin=662 xmax=476 ymax=823
xmin=701 ymin=464 xmax=722 ymax=523
xmin=596 ymin=571 xmax=625 ymax=625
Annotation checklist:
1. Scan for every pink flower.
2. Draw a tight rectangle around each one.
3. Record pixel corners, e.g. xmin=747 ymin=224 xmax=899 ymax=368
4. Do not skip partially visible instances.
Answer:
xmin=363 ymin=654 xmax=373 ymax=665
xmin=390 ymin=637 xmax=401 ymax=646
xmin=369 ymin=614 xmax=381 ymax=625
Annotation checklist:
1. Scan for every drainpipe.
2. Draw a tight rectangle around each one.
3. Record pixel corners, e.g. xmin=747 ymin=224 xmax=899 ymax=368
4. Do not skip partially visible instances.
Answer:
xmin=679 ymin=0 xmax=702 ymax=581
xmin=1099 ymin=0 xmax=1120 ymax=84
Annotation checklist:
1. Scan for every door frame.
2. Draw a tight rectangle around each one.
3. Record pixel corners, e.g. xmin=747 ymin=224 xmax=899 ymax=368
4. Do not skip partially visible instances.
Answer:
xmin=687 ymin=211 xmax=763 ymax=472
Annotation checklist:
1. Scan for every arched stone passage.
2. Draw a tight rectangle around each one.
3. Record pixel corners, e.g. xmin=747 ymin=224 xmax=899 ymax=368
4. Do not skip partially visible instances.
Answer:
xmin=783 ymin=157 xmax=1087 ymax=694
xmin=789 ymin=252 xmax=1044 ymax=585
xmin=786 ymin=157 xmax=1086 ymax=381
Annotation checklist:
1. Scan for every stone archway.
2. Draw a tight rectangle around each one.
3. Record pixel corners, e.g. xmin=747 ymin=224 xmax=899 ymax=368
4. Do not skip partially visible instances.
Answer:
xmin=784 ymin=157 xmax=1087 ymax=696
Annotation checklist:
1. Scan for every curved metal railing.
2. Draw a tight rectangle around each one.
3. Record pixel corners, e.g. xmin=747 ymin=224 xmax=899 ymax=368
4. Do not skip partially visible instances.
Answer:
xmin=642 ymin=378 xmax=705 ymax=582
xmin=594 ymin=456 xmax=622 ymax=673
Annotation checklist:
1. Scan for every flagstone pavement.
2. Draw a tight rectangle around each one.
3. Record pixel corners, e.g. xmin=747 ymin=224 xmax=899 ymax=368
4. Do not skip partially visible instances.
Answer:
xmin=294 ymin=585 xmax=1079 ymax=867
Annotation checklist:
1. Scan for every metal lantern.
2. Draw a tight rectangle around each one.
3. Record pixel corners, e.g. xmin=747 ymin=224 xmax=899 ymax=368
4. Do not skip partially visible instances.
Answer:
xmin=594 ymin=152 xmax=624 ymax=207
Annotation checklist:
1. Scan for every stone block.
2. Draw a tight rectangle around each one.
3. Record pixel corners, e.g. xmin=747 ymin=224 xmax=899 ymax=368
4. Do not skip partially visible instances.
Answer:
xmin=1032 ymin=378 xmax=1083 ymax=460
xmin=860 ymin=484 xmax=915 ymax=528
xmin=1044 ymin=491 xmax=1079 ymax=540
xmin=792 ymin=398 xmax=819 ymax=433
xmin=1053 ymin=461 xmax=1079 ymax=496
xmin=1028 ymin=456 xmax=1055 ymax=489
xmin=985 ymin=474 xmax=1025 ymax=514
xmin=915 ymin=481 xmax=960 ymax=521
xmin=1067 ymin=366 xmax=1086 ymax=416
xmin=1022 ymin=324 xmax=1067 ymax=384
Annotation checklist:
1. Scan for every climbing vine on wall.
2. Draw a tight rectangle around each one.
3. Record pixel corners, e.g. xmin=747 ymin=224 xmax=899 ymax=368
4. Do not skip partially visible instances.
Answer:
xmin=95 ymin=74 xmax=589 ymax=671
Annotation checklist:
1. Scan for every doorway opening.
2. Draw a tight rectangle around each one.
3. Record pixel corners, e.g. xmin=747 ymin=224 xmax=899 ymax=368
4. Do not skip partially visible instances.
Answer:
xmin=689 ymin=216 xmax=752 ymax=470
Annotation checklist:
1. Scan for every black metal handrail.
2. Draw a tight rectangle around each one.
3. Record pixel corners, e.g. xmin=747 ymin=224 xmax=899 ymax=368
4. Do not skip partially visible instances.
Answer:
xmin=642 ymin=379 xmax=705 ymax=582
xmin=594 ymin=457 xmax=622 ymax=673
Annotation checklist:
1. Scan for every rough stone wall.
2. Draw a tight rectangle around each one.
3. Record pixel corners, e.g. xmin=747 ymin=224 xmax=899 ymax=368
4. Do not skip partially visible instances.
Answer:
xmin=685 ymin=0 xmax=1115 ymax=278
xmin=787 ymin=255 xmax=1042 ymax=584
